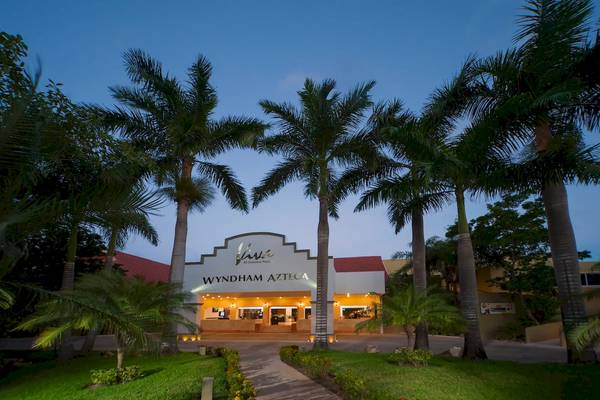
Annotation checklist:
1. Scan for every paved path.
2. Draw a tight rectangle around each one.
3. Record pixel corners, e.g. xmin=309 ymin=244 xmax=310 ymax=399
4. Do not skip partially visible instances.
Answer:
xmin=236 ymin=342 xmax=339 ymax=400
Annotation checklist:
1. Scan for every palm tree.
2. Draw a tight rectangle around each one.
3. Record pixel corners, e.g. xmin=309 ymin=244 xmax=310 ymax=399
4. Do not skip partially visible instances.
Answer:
xmin=570 ymin=288 xmax=600 ymax=352
xmin=361 ymin=63 xmax=502 ymax=359
xmin=467 ymin=0 xmax=600 ymax=362
xmin=18 ymin=269 xmax=194 ymax=369
xmin=98 ymin=50 xmax=266 ymax=348
xmin=351 ymin=101 xmax=454 ymax=350
xmin=80 ymin=182 xmax=163 ymax=353
xmin=97 ymin=183 xmax=163 ymax=270
xmin=252 ymin=79 xmax=381 ymax=348
xmin=355 ymin=285 xmax=464 ymax=349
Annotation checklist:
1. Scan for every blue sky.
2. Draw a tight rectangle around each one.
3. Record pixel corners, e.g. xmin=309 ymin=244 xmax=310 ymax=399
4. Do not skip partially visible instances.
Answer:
xmin=3 ymin=0 xmax=600 ymax=262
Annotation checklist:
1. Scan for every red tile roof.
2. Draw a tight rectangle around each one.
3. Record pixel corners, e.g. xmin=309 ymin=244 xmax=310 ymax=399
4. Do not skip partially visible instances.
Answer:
xmin=333 ymin=256 xmax=386 ymax=274
xmin=114 ymin=251 xmax=170 ymax=283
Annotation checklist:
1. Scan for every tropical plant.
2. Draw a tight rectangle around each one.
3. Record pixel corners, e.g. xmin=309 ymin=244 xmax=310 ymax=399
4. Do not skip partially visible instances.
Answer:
xmin=96 ymin=50 xmax=266 ymax=348
xmin=355 ymin=285 xmax=464 ymax=349
xmin=466 ymin=0 xmax=600 ymax=362
xmin=252 ymin=78 xmax=381 ymax=348
xmin=95 ymin=183 xmax=163 ymax=270
xmin=18 ymin=269 xmax=195 ymax=369
xmin=570 ymin=288 xmax=600 ymax=352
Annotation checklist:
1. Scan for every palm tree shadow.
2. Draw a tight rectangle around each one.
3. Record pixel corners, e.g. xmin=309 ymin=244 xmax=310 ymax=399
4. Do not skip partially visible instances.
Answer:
xmin=141 ymin=368 xmax=163 ymax=379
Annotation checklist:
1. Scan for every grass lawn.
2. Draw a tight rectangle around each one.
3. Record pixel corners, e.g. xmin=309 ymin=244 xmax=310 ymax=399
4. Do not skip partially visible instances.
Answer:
xmin=321 ymin=351 xmax=600 ymax=400
xmin=0 ymin=352 xmax=227 ymax=400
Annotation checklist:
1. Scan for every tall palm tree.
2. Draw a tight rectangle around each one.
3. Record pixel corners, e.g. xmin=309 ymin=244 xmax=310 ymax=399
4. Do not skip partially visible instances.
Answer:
xmin=252 ymin=79 xmax=380 ymax=348
xmin=362 ymin=64 xmax=501 ymax=359
xmin=348 ymin=101 xmax=449 ymax=350
xmin=98 ymin=50 xmax=266 ymax=348
xmin=467 ymin=0 xmax=600 ymax=362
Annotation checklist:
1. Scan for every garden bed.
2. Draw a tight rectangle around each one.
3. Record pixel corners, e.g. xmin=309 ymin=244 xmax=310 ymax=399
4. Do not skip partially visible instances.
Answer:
xmin=280 ymin=346 xmax=600 ymax=400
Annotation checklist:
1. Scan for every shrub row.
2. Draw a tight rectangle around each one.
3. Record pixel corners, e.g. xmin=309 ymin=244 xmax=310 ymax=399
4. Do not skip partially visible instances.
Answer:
xmin=214 ymin=347 xmax=256 ymax=400
xmin=90 ymin=365 xmax=141 ymax=385
xmin=280 ymin=346 xmax=370 ymax=400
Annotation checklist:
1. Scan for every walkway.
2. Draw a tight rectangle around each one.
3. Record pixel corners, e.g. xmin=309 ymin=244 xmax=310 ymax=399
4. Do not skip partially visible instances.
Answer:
xmin=236 ymin=342 xmax=339 ymax=400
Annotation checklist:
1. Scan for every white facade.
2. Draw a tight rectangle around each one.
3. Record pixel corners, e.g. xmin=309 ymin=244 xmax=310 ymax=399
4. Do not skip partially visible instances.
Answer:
xmin=182 ymin=232 xmax=386 ymax=335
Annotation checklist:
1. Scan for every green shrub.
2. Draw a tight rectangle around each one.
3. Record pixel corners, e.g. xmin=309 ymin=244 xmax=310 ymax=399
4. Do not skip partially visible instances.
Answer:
xmin=217 ymin=348 xmax=255 ymax=400
xmin=90 ymin=368 xmax=119 ymax=385
xmin=279 ymin=346 xmax=299 ymax=364
xmin=296 ymin=353 xmax=332 ymax=379
xmin=333 ymin=368 xmax=369 ymax=400
xmin=495 ymin=320 xmax=527 ymax=341
xmin=119 ymin=366 xmax=141 ymax=383
xmin=387 ymin=348 xmax=432 ymax=367
xmin=90 ymin=365 xmax=142 ymax=385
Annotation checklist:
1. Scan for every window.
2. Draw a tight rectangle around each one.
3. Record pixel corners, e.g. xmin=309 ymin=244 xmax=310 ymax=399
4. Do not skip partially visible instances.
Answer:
xmin=586 ymin=273 xmax=600 ymax=286
xmin=304 ymin=307 xmax=311 ymax=319
xmin=581 ymin=274 xmax=587 ymax=286
xmin=238 ymin=307 xmax=263 ymax=320
xmin=340 ymin=306 xmax=370 ymax=319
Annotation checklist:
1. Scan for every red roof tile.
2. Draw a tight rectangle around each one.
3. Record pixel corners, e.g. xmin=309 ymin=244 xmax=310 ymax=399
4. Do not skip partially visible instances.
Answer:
xmin=333 ymin=256 xmax=386 ymax=274
xmin=114 ymin=251 xmax=170 ymax=283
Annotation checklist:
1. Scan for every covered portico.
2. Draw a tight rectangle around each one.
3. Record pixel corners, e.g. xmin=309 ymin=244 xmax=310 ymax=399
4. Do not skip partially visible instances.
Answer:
xmin=181 ymin=232 xmax=386 ymax=337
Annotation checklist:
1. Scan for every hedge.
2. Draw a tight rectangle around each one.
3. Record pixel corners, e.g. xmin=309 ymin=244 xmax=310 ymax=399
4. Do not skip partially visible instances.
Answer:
xmin=214 ymin=347 xmax=256 ymax=400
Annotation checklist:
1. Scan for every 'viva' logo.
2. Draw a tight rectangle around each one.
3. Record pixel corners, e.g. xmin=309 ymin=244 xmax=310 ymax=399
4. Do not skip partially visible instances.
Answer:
xmin=235 ymin=242 xmax=274 ymax=265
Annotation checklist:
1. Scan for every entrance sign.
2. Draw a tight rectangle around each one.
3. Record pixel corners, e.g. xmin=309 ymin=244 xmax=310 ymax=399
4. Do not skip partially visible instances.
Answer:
xmin=480 ymin=302 xmax=515 ymax=315
xmin=183 ymin=232 xmax=335 ymax=296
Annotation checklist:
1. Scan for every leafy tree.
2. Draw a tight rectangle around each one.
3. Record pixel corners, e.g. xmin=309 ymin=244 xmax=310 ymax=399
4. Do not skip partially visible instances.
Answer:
xmin=467 ymin=0 xmax=600 ymax=362
xmin=355 ymin=285 xmax=464 ymax=349
xmin=97 ymin=50 xmax=266 ymax=348
xmin=469 ymin=193 xmax=559 ymax=325
xmin=18 ymin=269 xmax=195 ymax=369
xmin=252 ymin=79 xmax=380 ymax=348
xmin=0 ymin=225 xmax=105 ymax=336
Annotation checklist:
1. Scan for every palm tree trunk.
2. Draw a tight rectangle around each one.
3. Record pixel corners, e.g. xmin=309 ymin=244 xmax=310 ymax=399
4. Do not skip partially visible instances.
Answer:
xmin=104 ymin=228 xmax=118 ymax=270
xmin=166 ymin=160 xmax=192 ymax=351
xmin=455 ymin=189 xmax=487 ymax=360
xmin=58 ymin=220 xmax=78 ymax=361
xmin=411 ymin=208 xmax=429 ymax=350
xmin=61 ymin=221 xmax=78 ymax=291
xmin=82 ymin=229 xmax=119 ymax=354
xmin=314 ymin=195 xmax=330 ymax=349
xmin=535 ymin=122 xmax=596 ymax=363
xmin=116 ymin=334 xmax=125 ymax=369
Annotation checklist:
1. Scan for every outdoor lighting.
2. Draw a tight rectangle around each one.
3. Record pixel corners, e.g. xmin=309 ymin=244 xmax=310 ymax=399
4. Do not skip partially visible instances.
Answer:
xmin=346 ymin=293 xmax=350 ymax=297
xmin=178 ymin=334 xmax=201 ymax=342
xmin=308 ymin=335 xmax=315 ymax=343
xmin=328 ymin=335 xmax=336 ymax=344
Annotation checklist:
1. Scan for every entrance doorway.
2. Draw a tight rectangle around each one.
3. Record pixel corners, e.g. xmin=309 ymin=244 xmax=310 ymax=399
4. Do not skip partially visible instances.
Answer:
xmin=269 ymin=306 xmax=298 ymax=325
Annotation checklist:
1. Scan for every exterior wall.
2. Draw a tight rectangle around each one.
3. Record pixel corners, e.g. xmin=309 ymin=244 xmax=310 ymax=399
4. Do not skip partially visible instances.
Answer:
xmin=182 ymin=232 xmax=386 ymax=336
xmin=477 ymin=292 xmax=517 ymax=340
xmin=335 ymin=271 xmax=385 ymax=295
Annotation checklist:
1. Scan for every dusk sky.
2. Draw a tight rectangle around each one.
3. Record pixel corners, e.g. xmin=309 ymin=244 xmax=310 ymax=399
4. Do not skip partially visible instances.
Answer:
xmin=3 ymin=0 xmax=599 ymax=263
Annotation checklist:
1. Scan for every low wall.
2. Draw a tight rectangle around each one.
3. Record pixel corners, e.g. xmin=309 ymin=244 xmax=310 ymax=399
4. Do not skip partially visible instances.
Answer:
xmin=201 ymin=319 xmax=256 ymax=333
xmin=296 ymin=319 xmax=311 ymax=332
xmin=334 ymin=319 xmax=369 ymax=333
xmin=525 ymin=321 xmax=565 ymax=345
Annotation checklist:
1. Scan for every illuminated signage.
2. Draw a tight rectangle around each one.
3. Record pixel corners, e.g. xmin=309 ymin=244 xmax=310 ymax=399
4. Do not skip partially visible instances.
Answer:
xmin=202 ymin=272 xmax=310 ymax=285
xmin=235 ymin=242 xmax=274 ymax=265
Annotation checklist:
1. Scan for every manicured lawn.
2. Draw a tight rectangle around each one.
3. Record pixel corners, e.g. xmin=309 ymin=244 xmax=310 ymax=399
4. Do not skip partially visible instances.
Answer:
xmin=0 ymin=353 xmax=227 ymax=400
xmin=322 ymin=351 xmax=600 ymax=400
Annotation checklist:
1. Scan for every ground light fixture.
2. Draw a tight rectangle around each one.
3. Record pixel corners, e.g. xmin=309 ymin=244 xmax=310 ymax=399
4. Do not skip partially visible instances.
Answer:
xmin=307 ymin=335 xmax=337 ymax=344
